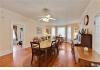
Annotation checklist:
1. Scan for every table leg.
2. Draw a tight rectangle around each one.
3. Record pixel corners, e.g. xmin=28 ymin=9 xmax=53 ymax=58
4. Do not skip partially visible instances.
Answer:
xmin=45 ymin=49 xmax=48 ymax=66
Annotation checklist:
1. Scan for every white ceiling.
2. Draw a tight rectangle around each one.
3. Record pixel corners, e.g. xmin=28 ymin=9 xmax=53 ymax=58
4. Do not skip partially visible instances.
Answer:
xmin=0 ymin=0 xmax=91 ymax=24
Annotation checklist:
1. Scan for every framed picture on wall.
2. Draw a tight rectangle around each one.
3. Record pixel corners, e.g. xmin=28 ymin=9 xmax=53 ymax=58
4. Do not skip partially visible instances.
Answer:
xmin=36 ymin=27 xmax=42 ymax=34
xmin=46 ymin=28 xmax=50 ymax=34
xmin=84 ymin=15 xmax=89 ymax=26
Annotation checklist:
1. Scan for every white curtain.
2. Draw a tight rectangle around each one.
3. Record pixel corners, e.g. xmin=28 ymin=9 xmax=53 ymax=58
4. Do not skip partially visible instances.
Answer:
xmin=67 ymin=26 xmax=71 ymax=40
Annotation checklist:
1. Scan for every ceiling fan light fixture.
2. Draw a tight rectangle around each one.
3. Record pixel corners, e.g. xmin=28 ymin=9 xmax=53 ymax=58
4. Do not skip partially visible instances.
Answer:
xmin=39 ymin=8 xmax=56 ymax=22
xmin=42 ymin=18 xmax=49 ymax=22
xmin=40 ymin=17 xmax=49 ymax=22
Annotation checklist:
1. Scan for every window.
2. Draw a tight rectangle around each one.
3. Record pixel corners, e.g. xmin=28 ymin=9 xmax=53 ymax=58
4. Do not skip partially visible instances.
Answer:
xmin=57 ymin=27 xmax=65 ymax=37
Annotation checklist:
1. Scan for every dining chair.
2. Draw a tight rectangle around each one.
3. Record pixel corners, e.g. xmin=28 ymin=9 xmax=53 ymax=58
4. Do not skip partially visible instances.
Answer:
xmin=51 ymin=40 xmax=57 ymax=54
xmin=44 ymin=40 xmax=55 ymax=56
xmin=30 ymin=41 xmax=45 ymax=66
xmin=71 ymin=40 xmax=76 ymax=64
xmin=51 ymin=40 xmax=59 ymax=55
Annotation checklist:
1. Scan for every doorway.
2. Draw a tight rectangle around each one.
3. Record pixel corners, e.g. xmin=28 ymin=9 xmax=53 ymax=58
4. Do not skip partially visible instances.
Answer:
xmin=12 ymin=24 xmax=25 ymax=52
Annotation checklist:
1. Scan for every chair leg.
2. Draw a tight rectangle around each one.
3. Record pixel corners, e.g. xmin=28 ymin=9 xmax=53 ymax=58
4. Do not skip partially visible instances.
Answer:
xmin=31 ymin=54 xmax=33 ymax=64
xmin=38 ymin=55 xmax=40 ymax=66
xmin=73 ymin=55 xmax=76 ymax=64
xmin=72 ymin=50 xmax=76 ymax=64
xmin=57 ymin=47 xmax=59 ymax=54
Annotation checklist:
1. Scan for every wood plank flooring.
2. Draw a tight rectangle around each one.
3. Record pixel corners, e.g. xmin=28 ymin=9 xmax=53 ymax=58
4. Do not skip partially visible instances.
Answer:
xmin=0 ymin=43 xmax=80 ymax=67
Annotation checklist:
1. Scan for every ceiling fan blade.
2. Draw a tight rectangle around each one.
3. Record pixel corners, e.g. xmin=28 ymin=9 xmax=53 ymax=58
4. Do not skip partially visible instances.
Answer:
xmin=49 ymin=18 xmax=56 ymax=20
xmin=39 ymin=17 xmax=48 ymax=20
xmin=38 ymin=16 xmax=45 ymax=18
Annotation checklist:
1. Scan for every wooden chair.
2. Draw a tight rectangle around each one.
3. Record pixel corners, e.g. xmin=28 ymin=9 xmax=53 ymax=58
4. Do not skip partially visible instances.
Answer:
xmin=30 ymin=41 xmax=45 ymax=66
xmin=45 ymin=40 xmax=55 ymax=56
xmin=71 ymin=40 xmax=76 ymax=64
xmin=55 ymin=36 xmax=64 ymax=45
xmin=51 ymin=40 xmax=59 ymax=55
xmin=51 ymin=41 xmax=57 ymax=54
xmin=43 ymin=40 xmax=56 ymax=57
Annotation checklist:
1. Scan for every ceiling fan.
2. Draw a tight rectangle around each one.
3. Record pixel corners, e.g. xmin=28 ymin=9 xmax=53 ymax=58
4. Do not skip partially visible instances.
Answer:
xmin=39 ymin=8 xmax=56 ymax=22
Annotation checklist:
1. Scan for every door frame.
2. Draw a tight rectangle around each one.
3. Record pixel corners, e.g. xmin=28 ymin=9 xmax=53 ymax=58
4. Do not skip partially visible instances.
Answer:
xmin=11 ymin=23 xmax=25 ymax=49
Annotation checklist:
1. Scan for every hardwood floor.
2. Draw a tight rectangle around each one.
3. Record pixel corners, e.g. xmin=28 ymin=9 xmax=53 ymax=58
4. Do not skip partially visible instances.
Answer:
xmin=0 ymin=43 xmax=80 ymax=67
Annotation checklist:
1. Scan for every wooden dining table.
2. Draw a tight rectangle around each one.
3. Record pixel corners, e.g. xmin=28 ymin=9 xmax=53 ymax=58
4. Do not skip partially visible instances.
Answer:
xmin=74 ymin=47 xmax=100 ymax=66
xmin=33 ymin=39 xmax=52 ymax=66
xmin=35 ymin=40 xmax=52 ymax=48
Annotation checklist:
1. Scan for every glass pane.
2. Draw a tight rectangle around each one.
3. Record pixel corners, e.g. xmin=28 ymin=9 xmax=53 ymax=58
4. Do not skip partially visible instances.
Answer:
xmin=57 ymin=27 xmax=65 ymax=37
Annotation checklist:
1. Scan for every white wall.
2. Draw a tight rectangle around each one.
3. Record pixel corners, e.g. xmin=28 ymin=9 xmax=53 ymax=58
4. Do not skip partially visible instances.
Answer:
xmin=0 ymin=7 xmax=45 ymax=56
xmin=80 ymin=0 xmax=100 ymax=54
xmin=95 ymin=16 xmax=100 ymax=54
xmin=0 ymin=8 xmax=12 ymax=56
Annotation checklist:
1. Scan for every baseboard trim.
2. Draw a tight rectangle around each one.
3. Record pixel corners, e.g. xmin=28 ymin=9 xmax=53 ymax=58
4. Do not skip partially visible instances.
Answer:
xmin=0 ymin=49 xmax=12 ymax=57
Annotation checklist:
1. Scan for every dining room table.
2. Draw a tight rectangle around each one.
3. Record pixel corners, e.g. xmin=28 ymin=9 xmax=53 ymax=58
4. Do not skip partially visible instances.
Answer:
xmin=35 ymin=39 xmax=52 ymax=49
xmin=33 ymin=39 xmax=52 ymax=66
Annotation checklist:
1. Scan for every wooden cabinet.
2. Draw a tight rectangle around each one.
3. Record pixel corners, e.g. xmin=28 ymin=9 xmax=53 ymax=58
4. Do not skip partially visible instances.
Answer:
xmin=81 ymin=34 xmax=92 ymax=48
